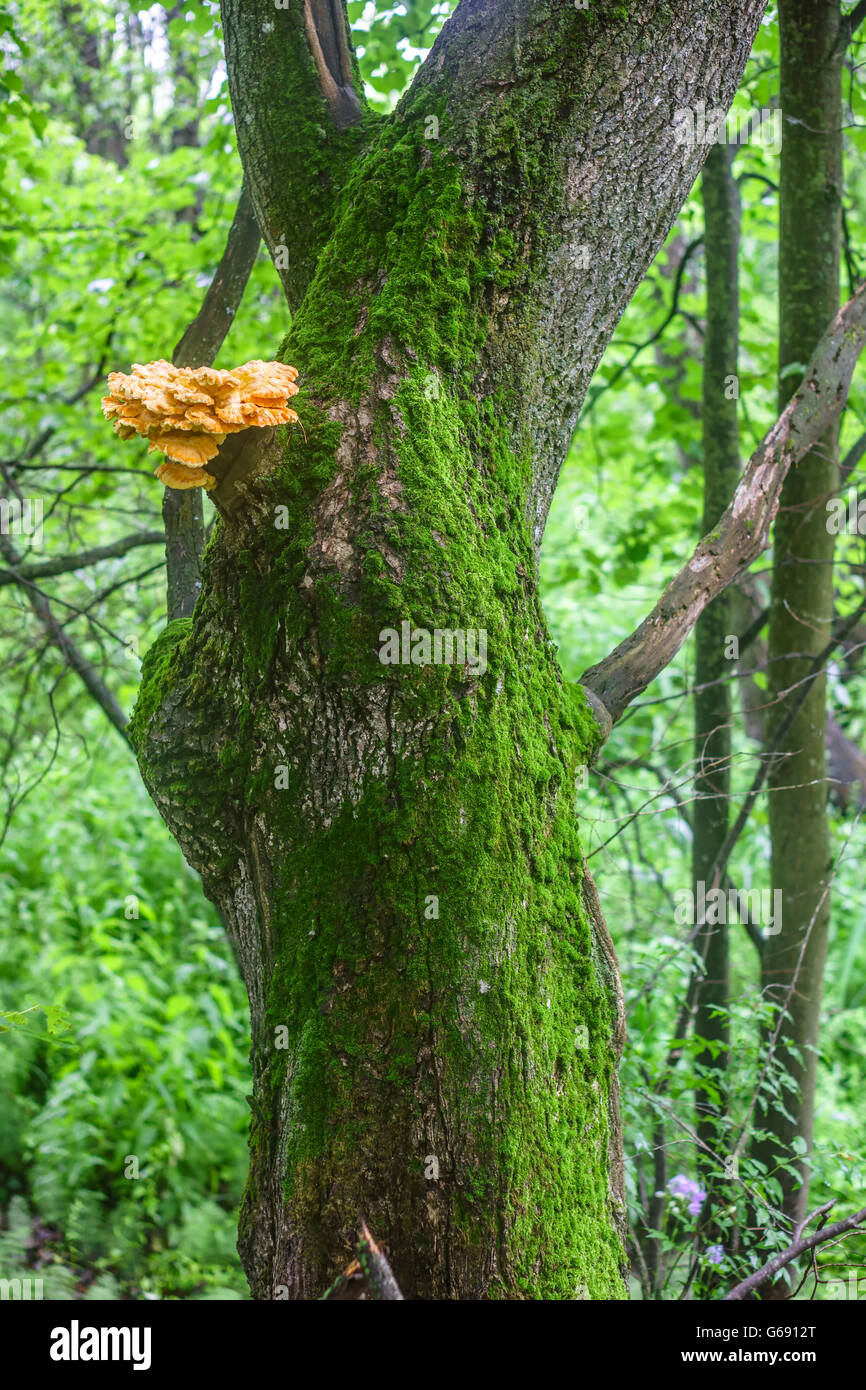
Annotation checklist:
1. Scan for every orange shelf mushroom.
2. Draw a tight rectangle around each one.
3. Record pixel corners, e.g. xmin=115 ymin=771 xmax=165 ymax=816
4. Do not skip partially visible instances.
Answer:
xmin=102 ymin=359 xmax=300 ymax=490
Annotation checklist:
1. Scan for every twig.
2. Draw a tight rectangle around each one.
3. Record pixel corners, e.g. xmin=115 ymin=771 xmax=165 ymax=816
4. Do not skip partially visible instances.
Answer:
xmin=320 ymin=1220 xmax=404 ymax=1300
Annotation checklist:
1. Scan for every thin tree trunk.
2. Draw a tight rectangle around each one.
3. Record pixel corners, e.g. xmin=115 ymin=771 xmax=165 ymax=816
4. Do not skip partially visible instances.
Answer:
xmin=754 ymin=0 xmax=842 ymax=1263
xmin=163 ymin=182 xmax=263 ymax=622
xmin=693 ymin=144 xmax=739 ymax=1235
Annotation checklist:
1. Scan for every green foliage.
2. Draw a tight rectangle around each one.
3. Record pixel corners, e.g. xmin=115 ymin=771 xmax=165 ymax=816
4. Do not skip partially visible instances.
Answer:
xmin=0 ymin=1195 xmax=121 ymax=1299
xmin=0 ymin=751 xmax=250 ymax=1298
xmin=349 ymin=1 xmax=453 ymax=107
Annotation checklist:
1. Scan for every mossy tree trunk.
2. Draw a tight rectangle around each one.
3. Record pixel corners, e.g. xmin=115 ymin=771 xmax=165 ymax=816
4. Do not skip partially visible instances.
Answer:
xmin=755 ymin=0 xmax=842 ymax=1253
xmin=131 ymin=0 xmax=766 ymax=1299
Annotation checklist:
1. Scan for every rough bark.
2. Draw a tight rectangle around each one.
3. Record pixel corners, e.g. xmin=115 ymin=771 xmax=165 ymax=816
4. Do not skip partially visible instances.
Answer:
xmin=131 ymin=0 xmax=768 ymax=1299
xmin=161 ymin=490 xmax=205 ymax=625
xmin=755 ymin=0 xmax=842 ymax=1255
xmin=693 ymin=145 xmax=739 ymax=1225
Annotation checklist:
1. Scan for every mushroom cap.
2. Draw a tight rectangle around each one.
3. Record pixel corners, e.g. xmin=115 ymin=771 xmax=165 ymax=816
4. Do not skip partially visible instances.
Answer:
xmin=155 ymin=461 xmax=217 ymax=490
xmin=230 ymin=359 xmax=298 ymax=391
xmin=243 ymin=405 xmax=299 ymax=427
xmin=103 ymin=357 xmax=301 ymax=489
xmin=147 ymin=431 xmax=222 ymax=465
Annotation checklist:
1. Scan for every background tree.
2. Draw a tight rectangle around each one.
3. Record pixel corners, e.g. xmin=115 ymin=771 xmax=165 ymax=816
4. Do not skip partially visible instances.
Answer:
xmin=688 ymin=142 xmax=740 ymax=1265
xmin=756 ymin=0 xmax=843 ymax=1255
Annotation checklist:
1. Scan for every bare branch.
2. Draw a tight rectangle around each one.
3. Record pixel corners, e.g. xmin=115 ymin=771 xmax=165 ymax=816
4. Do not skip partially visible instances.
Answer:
xmin=0 ymin=530 xmax=164 ymax=588
xmin=582 ymin=237 xmax=704 ymax=419
xmin=840 ymin=426 xmax=866 ymax=483
xmin=172 ymin=181 xmax=261 ymax=370
xmin=0 ymin=528 xmax=131 ymax=744
xmin=724 ymin=1202 xmax=866 ymax=1300
xmin=320 ymin=1220 xmax=404 ymax=1300
xmin=836 ymin=0 xmax=866 ymax=56
xmin=0 ymin=462 xmax=132 ymax=743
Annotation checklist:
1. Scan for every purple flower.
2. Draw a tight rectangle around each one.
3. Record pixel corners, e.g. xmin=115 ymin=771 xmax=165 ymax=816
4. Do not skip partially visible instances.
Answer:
xmin=705 ymin=1244 xmax=725 ymax=1266
xmin=667 ymin=1173 xmax=706 ymax=1216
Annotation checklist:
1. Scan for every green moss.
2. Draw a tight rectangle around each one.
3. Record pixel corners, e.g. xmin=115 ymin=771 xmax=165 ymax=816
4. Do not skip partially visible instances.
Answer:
xmin=128 ymin=618 xmax=191 ymax=750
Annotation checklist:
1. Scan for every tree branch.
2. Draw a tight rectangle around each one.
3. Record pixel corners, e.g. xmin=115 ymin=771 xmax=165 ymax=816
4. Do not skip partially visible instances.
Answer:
xmin=724 ymin=1202 xmax=866 ymax=1300
xmin=0 ymin=527 xmax=131 ymax=744
xmin=836 ymin=0 xmax=866 ymax=55
xmin=319 ymin=1220 xmax=404 ymax=1300
xmin=582 ymin=237 xmax=704 ymax=419
xmin=162 ymin=181 xmax=263 ymax=623
xmin=172 ymin=180 xmax=261 ymax=370
xmin=0 ymin=530 xmax=164 ymax=588
xmin=581 ymin=282 xmax=866 ymax=727
xmin=840 ymin=426 xmax=866 ymax=483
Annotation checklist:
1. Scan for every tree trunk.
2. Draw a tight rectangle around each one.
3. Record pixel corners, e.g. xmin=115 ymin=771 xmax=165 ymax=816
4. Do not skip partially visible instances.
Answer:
xmin=693 ymin=144 xmax=739 ymax=1230
xmin=130 ymin=0 xmax=766 ymax=1299
xmin=755 ymin=0 xmax=841 ymax=1250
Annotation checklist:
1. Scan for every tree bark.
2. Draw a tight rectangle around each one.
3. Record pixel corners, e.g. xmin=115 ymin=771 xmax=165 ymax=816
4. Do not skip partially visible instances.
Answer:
xmin=755 ymin=0 xmax=842 ymax=1258
xmin=131 ymin=0 xmax=767 ymax=1299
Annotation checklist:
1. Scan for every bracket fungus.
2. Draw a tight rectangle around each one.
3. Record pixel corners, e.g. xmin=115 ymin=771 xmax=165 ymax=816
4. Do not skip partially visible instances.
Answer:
xmin=102 ymin=358 xmax=300 ymax=490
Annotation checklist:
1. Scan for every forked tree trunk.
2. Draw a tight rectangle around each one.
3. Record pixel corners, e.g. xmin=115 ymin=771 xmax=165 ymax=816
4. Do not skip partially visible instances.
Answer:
xmin=131 ymin=0 xmax=766 ymax=1299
